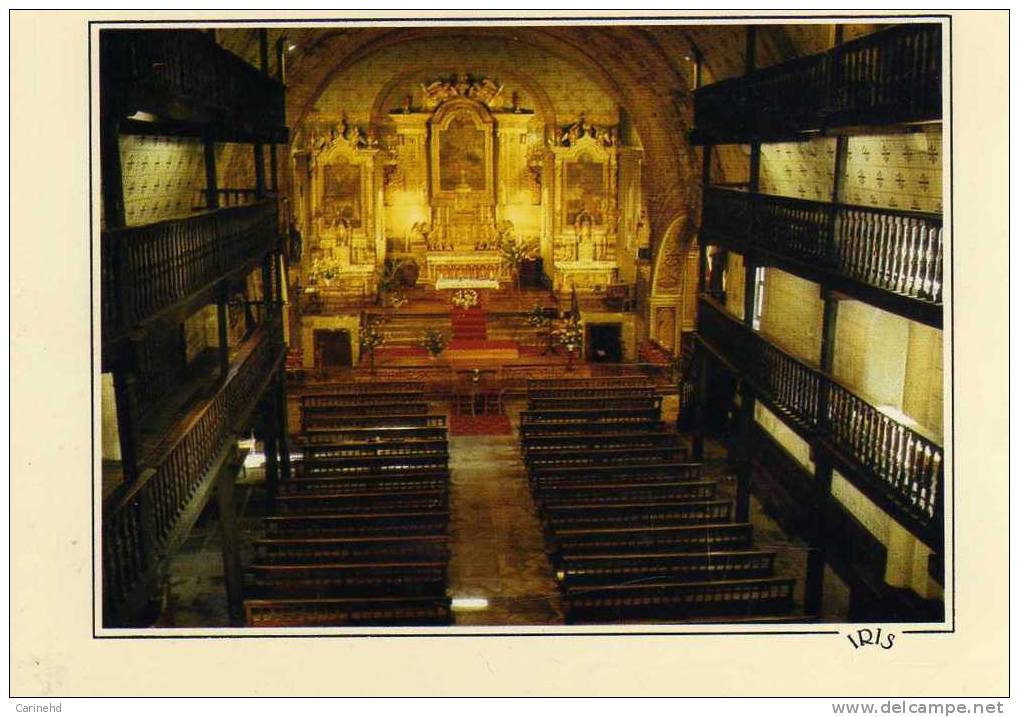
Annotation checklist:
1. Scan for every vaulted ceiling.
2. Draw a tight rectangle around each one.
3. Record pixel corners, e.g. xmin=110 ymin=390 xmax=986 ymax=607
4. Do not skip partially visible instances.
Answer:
xmin=214 ymin=22 xmax=882 ymax=245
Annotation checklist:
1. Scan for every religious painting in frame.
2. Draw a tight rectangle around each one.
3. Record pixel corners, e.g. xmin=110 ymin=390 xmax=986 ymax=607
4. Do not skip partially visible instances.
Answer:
xmin=428 ymin=97 xmax=495 ymax=205
xmin=319 ymin=160 xmax=363 ymax=228
xmin=564 ymin=153 xmax=607 ymax=227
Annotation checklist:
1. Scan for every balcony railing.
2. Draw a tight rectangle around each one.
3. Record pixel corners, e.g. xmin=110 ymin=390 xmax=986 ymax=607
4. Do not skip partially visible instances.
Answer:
xmin=102 ymin=199 xmax=278 ymax=339
xmin=103 ymin=318 xmax=284 ymax=624
xmin=102 ymin=30 xmax=286 ymax=142
xmin=694 ymin=24 xmax=942 ymax=142
xmin=697 ymin=296 xmax=943 ymax=545
xmin=702 ymin=187 xmax=943 ymax=325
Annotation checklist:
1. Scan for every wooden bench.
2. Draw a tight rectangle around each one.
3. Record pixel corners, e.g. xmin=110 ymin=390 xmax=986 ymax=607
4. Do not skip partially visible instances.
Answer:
xmin=527 ymin=387 xmax=657 ymax=400
xmin=301 ymin=391 xmax=426 ymax=409
xmin=244 ymin=596 xmax=451 ymax=627
xmin=521 ymin=431 xmax=683 ymax=454
xmin=295 ymin=453 xmax=449 ymax=477
xmin=528 ymin=461 xmax=703 ymax=483
xmin=253 ymin=535 xmax=450 ymax=564
xmin=246 ymin=561 xmax=447 ymax=598
xmin=303 ymin=439 xmax=449 ymax=460
xmin=276 ymin=488 xmax=448 ymax=515
xmin=526 ymin=397 xmax=662 ymax=412
xmin=562 ymin=577 xmax=796 ymax=623
xmin=527 ymin=377 xmax=653 ymax=390
xmin=542 ymin=500 xmax=734 ymax=531
xmin=523 ymin=445 xmax=689 ymax=469
xmin=279 ymin=473 xmax=449 ymax=496
xmin=546 ymin=522 xmax=755 ymax=557
xmin=302 ymin=401 xmax=430 ymax=422
xmin=519 ymin=421 xmax=667 ymax=438
xmin=532 ymin=480 xmax=717 ymax=507
xmin=303 ymin=414 xmax=447 ymax=431
xmin=264 ymin=511 xmax=450 ymax=539
xmin=300 ymin=426 xmax=448 ymax=445
xmin=520 ymin=408 xmax=661 ymax=425
xmin=556 ymin=550 xmax=778 ymax=588
xmin=300 ymin=381 xmax=425 ymax=395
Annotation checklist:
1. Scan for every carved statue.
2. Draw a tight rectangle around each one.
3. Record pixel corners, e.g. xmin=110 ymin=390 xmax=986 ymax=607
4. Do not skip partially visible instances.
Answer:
xmin=558 ymin=114 xmax=619 ymax=147
xmin=420 ymin=73 xmax=504 ymax=109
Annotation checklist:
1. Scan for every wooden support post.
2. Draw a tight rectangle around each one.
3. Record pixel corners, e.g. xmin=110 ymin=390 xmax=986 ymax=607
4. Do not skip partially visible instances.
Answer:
xmin=203 ymin=138 xmax=219 ymax=210
xmin=734 ymin=381 xmax=756 ymax=524
xmin=99 ymin=36 xmax=126 ymax=229
xmin=217 ymin=282 xmax=230 ymax=382
xmin=112 ymin=360 xmax=141 ymax=486
xmin=254 ymin=143 xmax=266 ymax=199
xmin=261 ymin=254 xmax=274 ymax=325
xmin=262 ymin=398 xmax=280 ymax=513
xmin=743 ymin=257 xmax=758 ymax=328
xmin=698 ymin=142 xmax=712 ymax=295
xmin=216 ymin=443 xmax=245 ymax=626
xmin=805 ymin=455 xmax=835 ymax=616
xmin=744 ymin=26 xmax=758 ymax=75
xmin=692 ymin=347 xmax=708 ymax=460
xmin=275 ymin=370 xmax=292 ymax=481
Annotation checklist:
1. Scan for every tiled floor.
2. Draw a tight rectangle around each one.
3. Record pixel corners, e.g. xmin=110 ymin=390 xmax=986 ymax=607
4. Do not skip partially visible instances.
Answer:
xmin=446 ymin=434 xmax=563 ymax=625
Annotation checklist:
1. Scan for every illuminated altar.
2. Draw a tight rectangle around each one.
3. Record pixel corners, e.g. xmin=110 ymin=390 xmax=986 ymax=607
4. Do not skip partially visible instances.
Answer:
xmin=291 ymin=71 xmax=645 ymax=301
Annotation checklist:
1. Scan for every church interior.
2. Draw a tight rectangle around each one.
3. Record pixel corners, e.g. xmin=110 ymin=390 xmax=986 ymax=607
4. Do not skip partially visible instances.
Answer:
xmin=98 ymin=21 xmax=946 ymax=628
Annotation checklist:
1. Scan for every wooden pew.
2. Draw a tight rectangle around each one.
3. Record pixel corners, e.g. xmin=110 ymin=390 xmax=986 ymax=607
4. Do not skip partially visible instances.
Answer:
xmin=244 ymin=596 xmax=451 ymax=627
xmin=303 ymin=439 xmax=449 ymax=459
xmin=532 ymin=480 xmax=717 ymax=507
xmin=301 ymin=381 xmax=425 ymax=395
xmin=264 ymin=511 xmax=450 ymax=539
xmin=301 ymin=391 xmax=425 ymax=409
xmin=541 ymin=500 xmax=734 ymax=531
xmin=556 ymin=550 xmax=778 ymax=588
xmin=526 ymin=396 xmax=662 ymax=412
xmin=527 ymin=377 xmax=653 ymax=390
xmin=527 ymin=387 xmax=657 ymax=400
xmin=521 ymin=431 xmax=683 ymax=455
xmin=546 ymin=522 xmax=755 ymax=557
xmin=246 ymin=561 xmax=447 ymax=598
xmin=304 ymin=414 xmax=447 ymax=431
xmin=520 ymin=408 xmax=661 ymax=425
xmin=295 ymin=453 xmax=449 ymax=477
xmin=519 ymin=421 xmax=667 ymax=438
xmin=302 ymin=401 xmax=430 ymax=421
xmin=523 ymin=445 xmax=689 ymax=469
xmin=276 ymin=488 xmax=448 ymax=515
xmin=279 ymin=474 xmax=449 ymax=496
xmin=528 ymin=461 xmax=704 ymax=484
xmin=300 ymin=426 xmax=448 ymax=445
xmin=253 ymin=535 xmax=450 ymax=564
xmin=562 ymin=577 xmax=796 ymax=623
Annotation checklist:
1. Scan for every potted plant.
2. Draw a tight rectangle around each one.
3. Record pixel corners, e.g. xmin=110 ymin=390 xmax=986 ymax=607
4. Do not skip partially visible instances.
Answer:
xmin=377 ymin=257 xmax=408 ymax=306
xmin=420 ymin=328 xmax=448 ymax=360
xmin=526 ymin=304 xmax=555 ymax=354
xmin=359 ymin=315 xmax=386 ymax=375
xmin=497 ymin=228 xmax=537 ymax=292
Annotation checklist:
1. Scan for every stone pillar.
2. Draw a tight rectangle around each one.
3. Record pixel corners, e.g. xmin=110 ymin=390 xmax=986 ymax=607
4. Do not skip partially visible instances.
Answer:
xmin=616 ymin=147 xmax=643 ymax=284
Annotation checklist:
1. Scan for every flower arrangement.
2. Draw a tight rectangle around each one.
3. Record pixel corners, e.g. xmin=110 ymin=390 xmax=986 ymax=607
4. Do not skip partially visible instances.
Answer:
xmin=309 ymin=257 xmax=345 ymax=284
xmin=451 ymin=288 xmax=480 ymax=309
xmin=552 ymin=315 xmax=584 ymax=352
xmin=552 ymin=314 xmax=584 ymax=368
xmin=525 ymin=304 xmax=550 ymax=328
xmin=359 ymin=315 xmax=387 ymax=374
xmin=419 ymin=328 xmax=449 ymax=358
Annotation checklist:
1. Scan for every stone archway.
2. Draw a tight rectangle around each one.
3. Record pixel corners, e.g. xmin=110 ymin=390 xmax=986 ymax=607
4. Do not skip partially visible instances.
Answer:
xmin=648 ymin=213 xmax=699 ymax=354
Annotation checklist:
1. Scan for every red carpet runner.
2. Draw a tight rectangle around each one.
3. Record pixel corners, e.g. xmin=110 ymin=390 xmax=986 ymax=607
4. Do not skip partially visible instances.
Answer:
xmin=450 ymin=307 xmax=488 ymax=340
xmin=449 ymin=413 xmax=513 ymax=436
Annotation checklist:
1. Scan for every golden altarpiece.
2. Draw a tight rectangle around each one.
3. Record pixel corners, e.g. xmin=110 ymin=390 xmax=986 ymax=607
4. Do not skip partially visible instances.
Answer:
xmin=290 ymin=73 xmax=645 ymax=300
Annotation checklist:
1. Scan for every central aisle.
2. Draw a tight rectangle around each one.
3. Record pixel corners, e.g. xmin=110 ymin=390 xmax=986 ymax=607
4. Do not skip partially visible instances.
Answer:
xmin=446 ymin=432 xmax=564 ymax=625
